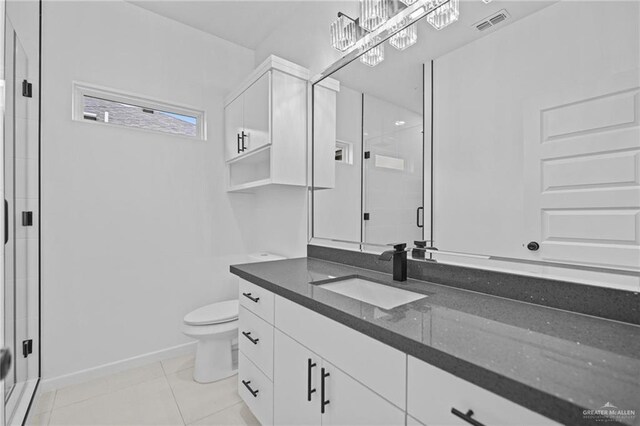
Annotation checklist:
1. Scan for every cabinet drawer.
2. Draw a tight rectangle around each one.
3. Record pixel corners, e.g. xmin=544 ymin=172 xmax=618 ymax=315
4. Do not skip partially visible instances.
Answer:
xmin=275 ymin=296 xmax=406 ymax=409
xmin=239 ymin=306 xmax=274 ymax=379
xmin=239 ymin=279 xmax=274 ymax=324
xmin=407 ymin=356 xmax=558 ymax=426
xmin=239 ymin=352 xmax=273 ymax=426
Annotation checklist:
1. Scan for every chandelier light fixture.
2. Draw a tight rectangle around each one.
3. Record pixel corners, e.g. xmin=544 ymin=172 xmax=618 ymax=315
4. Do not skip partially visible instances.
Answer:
xmin=389 ymin=19 xmax=418 ymax=50
xmin=360 ymin=36 xmax=385 ymax=66
xmin=426 ymin=0 xmax=459 ymax=30
xmin=330 ymin=0 xmax=461 ymax=67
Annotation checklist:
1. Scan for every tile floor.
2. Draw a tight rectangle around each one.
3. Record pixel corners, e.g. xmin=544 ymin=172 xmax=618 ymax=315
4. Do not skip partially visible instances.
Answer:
xmin=26 ymin=354 xmax=259 ymax=426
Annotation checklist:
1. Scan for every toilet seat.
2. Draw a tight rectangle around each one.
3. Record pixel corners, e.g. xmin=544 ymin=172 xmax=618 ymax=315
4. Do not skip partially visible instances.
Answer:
xmin=184 ymin=300 xmax=239 ymax=326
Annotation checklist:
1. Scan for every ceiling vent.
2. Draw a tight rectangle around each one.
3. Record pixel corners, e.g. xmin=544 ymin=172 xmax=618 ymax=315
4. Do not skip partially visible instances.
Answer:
xmin=474 ymin=9 xmax=510 ymax=31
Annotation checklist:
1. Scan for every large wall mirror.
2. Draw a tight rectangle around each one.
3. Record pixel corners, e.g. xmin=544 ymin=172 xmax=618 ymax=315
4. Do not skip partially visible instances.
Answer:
xmin=311 ymin=0 xmax=640 ymax=290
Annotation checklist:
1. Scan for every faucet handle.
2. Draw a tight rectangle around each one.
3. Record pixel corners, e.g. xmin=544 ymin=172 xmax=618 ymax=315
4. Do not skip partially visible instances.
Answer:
xmin=389 ymin=243 xmax=407 ymax=252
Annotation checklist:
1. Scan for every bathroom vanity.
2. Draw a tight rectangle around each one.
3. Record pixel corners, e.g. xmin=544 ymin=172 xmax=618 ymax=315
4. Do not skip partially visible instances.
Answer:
xmin=231 ymin=2 xmax=640 ymax=425
xmin=231 ymin=253 xmax=640 ymax=426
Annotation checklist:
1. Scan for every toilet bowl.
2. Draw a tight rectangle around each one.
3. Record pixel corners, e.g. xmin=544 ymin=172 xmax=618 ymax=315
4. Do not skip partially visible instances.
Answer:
xmin=182 ymin=253 xmax=285 ymax=383
xmin=183 ymin=300 xmax=239 ymax=383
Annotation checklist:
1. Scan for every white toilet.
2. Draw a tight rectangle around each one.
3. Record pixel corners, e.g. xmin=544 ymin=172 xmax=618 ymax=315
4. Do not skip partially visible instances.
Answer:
xmin=183 ymin=252 xmax=285 ymax=383
xmin=183 ymin=299 xmax=239 ymax=383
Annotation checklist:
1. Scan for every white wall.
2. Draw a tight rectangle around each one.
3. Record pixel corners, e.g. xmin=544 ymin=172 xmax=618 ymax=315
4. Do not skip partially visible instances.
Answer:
xmin=41 ymin=0 xmax=258 ymax=382
xmin=432 ymin=1 xmax=639 ymax=289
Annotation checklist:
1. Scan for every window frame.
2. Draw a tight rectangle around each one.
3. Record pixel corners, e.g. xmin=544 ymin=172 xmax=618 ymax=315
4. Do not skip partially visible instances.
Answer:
xmin=72 ymin=82 xmax=206 ymax=140
xmin=335 ymin=139 xmax=354 ymax=165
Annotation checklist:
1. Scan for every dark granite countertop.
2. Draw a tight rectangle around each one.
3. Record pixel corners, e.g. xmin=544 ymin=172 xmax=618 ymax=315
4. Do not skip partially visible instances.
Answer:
xmin=230 ymin=257 xmax=640 ymax=426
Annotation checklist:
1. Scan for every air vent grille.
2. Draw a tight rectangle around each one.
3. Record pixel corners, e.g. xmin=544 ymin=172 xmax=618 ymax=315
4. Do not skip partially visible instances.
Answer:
xmin=474 ymin=9 xmax=510 ymax=31
xmin=489 ymin=13 xmax=507 ymax=25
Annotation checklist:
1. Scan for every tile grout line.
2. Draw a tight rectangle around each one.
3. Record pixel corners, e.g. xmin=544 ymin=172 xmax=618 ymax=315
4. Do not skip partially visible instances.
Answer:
xmin=46 ymin=390 xmax=58 ymax=426
xmin=163 ymin=363 xmax=188 ymax=426
xmin=187 ymin=400 xmax=245 ymax=426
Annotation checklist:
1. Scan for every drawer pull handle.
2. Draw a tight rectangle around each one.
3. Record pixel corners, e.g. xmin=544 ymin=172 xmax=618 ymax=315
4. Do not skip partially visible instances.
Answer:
xmin=242 ymin=380 xmax=259 ymax=397
xmin=320 ymin=368 xmax=330 ymax=413
xmin=307 ymin=358 xmax=317 ymax=402
xmin=242 ymin=292 xmax=260 ymax=303
xmin=451 ymin=408 xmax=485 ymax=426
xmin=242 ymin=331 xmax=259 ymax=345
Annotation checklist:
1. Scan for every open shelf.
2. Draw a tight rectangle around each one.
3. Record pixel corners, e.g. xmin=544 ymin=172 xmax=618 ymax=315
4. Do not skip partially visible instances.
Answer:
xmin=227 ymin=146 xmax=272 ymax=191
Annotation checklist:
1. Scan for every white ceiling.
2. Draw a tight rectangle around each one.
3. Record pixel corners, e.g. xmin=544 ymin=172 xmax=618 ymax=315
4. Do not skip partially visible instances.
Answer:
xmin=332 ymin=0 xmax=559 ymax=113
xmin=127 ymin=1 xmax=335 ymax=50
xmin=128 ymin=0 xmax=558 ymax=112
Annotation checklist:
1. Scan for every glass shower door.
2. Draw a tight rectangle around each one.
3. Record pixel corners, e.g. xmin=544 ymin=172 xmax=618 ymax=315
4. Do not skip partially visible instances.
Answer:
xmin=3 ymin=17 xmax=38 ymax=424
xmin=363 ymin=93 xmax=424 ymax=246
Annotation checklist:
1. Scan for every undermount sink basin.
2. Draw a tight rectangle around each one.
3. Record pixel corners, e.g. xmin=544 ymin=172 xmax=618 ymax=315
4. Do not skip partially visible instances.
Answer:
xmin=318 ymin=277 xmax=427 ymax=310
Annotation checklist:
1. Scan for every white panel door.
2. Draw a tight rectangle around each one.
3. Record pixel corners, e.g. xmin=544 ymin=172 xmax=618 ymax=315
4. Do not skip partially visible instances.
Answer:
xmin=273 ymin=330 xmax=322 ymax=426
xmin=242 ymin=71 xmax=271 ymax=153
xmin=320 ymin=359 xmax=405 ymax=426
xmin=524 ymin=69 xmax=640 ymax=269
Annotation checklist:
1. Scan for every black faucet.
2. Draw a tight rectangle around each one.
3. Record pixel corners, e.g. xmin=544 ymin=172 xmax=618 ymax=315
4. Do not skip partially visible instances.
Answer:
xmin=379 ymin=243 xmax=407 ymax=282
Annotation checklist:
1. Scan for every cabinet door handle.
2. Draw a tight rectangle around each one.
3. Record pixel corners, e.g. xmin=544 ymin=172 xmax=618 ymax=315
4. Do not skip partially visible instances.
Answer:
xmin=237 ymin=133 xmax=242 ymax=153
xmin=4 ymin=200 xmax=8 ymax=244
xmin=307 ymin=358 xmax=317 ymax=402
xmin=242 ymin=380 xmax=259 ymax=397
xmin=320 ymin=367 xmax=330 ymax=413
xmin=451 ymin=408 xmax=485 ymax=426
xmin=416 ymin=206 xmax=424 ymax=228
xmin=242 ymin=292 xmax=260 ymax=303
xmin=242 ymin=331 xmax=259 ymax=345
xmin=241 ymin=131 xmax=247 ymax=151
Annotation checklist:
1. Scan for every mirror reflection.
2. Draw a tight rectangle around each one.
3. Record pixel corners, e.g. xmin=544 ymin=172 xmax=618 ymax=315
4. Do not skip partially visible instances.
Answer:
xmin=313 ymin=50 xmax=425 ymax=247
xmin=312 ymin=0 xmax=640 ymax=285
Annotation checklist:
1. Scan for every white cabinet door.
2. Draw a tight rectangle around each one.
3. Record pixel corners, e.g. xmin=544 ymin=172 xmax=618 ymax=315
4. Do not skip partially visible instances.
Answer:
xmin=224 ymin=95 xmax=244 ymax=161
xmin=273 ymin=330 xmax=322 ymax=426
xmin=242 ymin=71 xmax=271 ymax=153
xmin=275 ymin=296 xmax=406 ymax=408
xmin=320 ymin=360 xmax=405 ymax=426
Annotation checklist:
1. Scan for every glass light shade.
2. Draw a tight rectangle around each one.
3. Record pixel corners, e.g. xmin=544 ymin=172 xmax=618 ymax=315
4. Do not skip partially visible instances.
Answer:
xmin=399 ymin=0 xmax=418 ymax=5
xmin=426 ymin=0 xmax=459 ymax=30
xmin=360 ymin=0 xmax=390 ymax=32
xmin=330 ymin=15 xmax=357 ymax=52
xmin=389 ymin=22 xmax=417 ymax=51
xmin=360 ymin=37 xmax=384 ymax=67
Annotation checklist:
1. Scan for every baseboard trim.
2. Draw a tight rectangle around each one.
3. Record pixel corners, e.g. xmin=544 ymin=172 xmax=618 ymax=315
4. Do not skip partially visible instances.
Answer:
xmin=39 ymin=341 xmax=199 ymax=392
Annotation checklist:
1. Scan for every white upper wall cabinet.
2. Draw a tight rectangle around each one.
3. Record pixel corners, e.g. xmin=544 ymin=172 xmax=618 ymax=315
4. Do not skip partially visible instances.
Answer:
xmin=224 ymin=55 xmax=310 ymax=191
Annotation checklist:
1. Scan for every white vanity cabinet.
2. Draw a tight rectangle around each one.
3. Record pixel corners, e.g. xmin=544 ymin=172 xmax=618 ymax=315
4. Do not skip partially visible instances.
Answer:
xmin=236 ymin=279 xmax=559 ymax=426
xmin=224 ymin=55 xmax=310 ymax=191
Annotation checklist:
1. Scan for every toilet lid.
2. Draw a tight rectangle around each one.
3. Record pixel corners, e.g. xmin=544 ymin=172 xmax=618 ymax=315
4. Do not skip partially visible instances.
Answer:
xmin=184 ymin=300 xmax=239 ymax=326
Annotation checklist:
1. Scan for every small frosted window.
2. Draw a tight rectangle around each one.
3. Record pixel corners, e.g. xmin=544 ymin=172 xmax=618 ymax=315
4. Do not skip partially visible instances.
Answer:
xmin=73 ymin=83 xmax=204 ymax=139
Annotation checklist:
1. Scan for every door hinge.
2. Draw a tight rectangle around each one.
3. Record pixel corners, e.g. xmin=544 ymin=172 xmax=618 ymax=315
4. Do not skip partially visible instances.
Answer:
xmin=22 ymin=80 xmax=33 ymax=98
xmin=364 ymin=213 xmax=370 ymax=221
xmin=364 ymin=151 xmax=370 ymax=159
xmin=22 ymin=339 xmax=33 ymax=358
xmin=22 ymin=211 xmax=33 ymax=226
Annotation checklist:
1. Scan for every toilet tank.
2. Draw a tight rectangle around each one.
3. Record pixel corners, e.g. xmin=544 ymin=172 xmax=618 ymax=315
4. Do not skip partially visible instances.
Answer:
xmin=247 ymin=252 xmax=286 ymax=263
